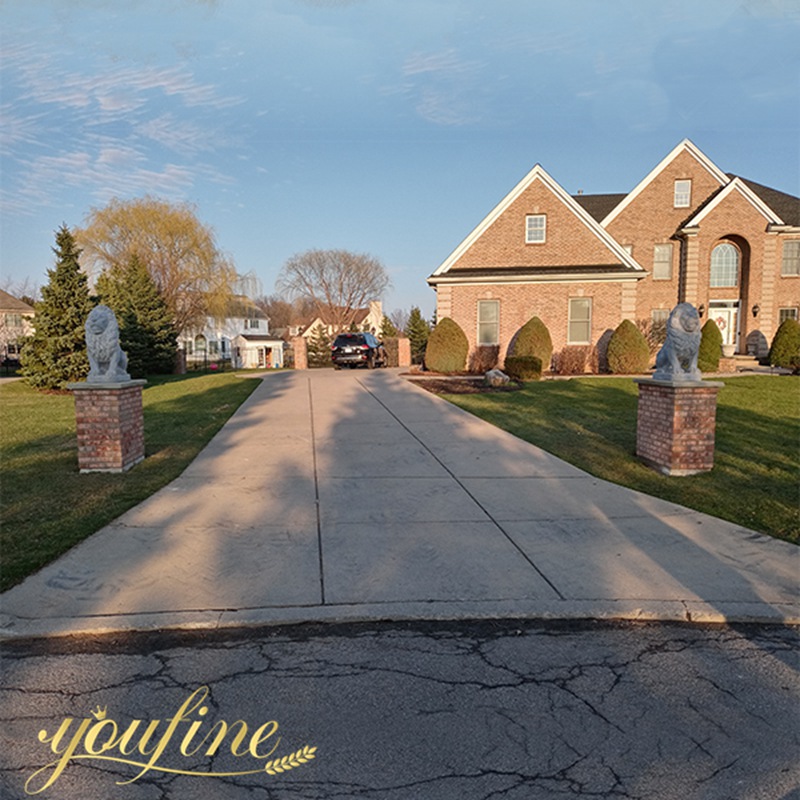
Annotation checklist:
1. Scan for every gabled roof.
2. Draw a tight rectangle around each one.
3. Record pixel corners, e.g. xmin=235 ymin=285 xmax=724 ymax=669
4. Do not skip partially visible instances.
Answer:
xmin=294 ymin=305 xmax=373 ymax=329
xmin=0 ymin=290 xmax=35 ymax=313
xmin=430 ymin=164 xmax=644 ymax=279
xmin=731 ymin=175 xmax=800 ymax=227
xmin=683 ymin=177 xmax=784 ymax=227
xmin=601 ymin=139 xmax=729 ymax=227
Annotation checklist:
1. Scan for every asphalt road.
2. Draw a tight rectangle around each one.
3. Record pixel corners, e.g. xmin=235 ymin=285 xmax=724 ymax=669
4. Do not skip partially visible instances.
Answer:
xmin=2 ymin=620 xmax=798 ymax=800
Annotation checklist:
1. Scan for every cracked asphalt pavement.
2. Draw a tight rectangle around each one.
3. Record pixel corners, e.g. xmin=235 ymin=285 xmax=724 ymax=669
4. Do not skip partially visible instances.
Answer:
xmin=1 ymin=619 xmax=798 ymax=799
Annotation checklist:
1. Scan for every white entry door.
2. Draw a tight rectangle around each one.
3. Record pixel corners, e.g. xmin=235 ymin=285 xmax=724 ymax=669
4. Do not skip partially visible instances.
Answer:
xmin=711 ymin=305 xmax=737 ymax=347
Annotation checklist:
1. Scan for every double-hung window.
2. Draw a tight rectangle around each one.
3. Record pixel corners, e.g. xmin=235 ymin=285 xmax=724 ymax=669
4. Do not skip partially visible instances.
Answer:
xmin=525 ymin=214 xmax=546 ymax=243
xmin=568 ymin=298 xmax=592 ymax=344
xmin=674 ymin=179 xmax=692 ymax=208
xmin=779 ymin=307 xmax=798 ymax=323
xmin=477 ymin=300 xmax=499 ymax=345
xmin=782 ymin=241 xmax=800 ymax=276
xmin=653 ymin=243 xmax=673 ymax=280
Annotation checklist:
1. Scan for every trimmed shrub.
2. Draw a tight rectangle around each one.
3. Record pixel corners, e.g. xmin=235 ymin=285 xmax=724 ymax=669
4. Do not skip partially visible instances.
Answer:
xmin=607 ymin=319 xmax=650 ymax=374
xmin=697 ymin=319 xmax=723 ymax=373
xmin=553 ymin=346 xmax=589 ymax=375
xmin=468 ymin=345 xmax=499 ymax=374
xmin=504 ymin=355 xmax=542 ymax=381
xmin=768 ymin=318 xmax=800 ymax=371
xmin=424 ymin=317 xmax=469 ymax=373
xmin=510 ymin=316 xmax=553 ymax=371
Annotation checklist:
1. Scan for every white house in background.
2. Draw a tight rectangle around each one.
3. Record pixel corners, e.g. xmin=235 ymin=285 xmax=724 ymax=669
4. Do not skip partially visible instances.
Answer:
xmin=0 ymin=290 xmax=35 ymax=363
xmin=181 ymin=297 xmax=285 ymax=369
xmin=295 ymin=300 xmax=384 ymax=339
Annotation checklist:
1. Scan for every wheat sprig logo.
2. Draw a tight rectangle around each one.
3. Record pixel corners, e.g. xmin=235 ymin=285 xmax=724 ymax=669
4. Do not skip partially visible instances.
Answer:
xmin=264 ymin=746 xmax=317 ymax=775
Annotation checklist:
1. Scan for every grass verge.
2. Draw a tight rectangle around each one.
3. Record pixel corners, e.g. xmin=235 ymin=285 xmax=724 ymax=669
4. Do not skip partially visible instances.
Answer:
xmin=441 ymin=375 xmax=799 ymax=543
xmin=0 ymin=372 xmax=260 ymax=592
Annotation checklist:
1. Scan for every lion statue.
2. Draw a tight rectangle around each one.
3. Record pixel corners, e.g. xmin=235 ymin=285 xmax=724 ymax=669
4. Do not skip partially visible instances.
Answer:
xmin=652 ymin=302 xmax=702 ymax=381
xmin=86 ymin=305 xmax=130 ymax=383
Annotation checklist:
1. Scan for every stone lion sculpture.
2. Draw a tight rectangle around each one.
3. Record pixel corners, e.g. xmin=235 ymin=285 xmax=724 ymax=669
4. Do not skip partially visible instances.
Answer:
xmin=86 ymin=305 xmax=130 ymax=383
xmin=652 ymin=302 xmax=702 ymax=381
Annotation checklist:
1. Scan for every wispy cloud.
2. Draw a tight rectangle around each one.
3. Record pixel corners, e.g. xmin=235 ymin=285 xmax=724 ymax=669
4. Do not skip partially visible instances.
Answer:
xmin=13 ymin=150 xmax=195 ymax=207
xmin=1 ymin=35 xmax=244 ymax=215
xmin=393 ymin=48 xmax=484 ymax=127
xmin=135 ymin=113 xmax=221 ymax=156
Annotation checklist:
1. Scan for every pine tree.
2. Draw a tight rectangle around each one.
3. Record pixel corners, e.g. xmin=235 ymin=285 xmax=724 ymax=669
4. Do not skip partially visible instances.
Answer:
xmin=96 ymin=255 xmax=177 ymax=377
xmin=379 ymin=315 xmax=398 ymax=339
xmin=405 ymin=306 xmax=430 ymax=364
xmin=20 ymin=225 xmax=94 ymax=390
xmin=307 ymin=323 xmax=332 ymax=368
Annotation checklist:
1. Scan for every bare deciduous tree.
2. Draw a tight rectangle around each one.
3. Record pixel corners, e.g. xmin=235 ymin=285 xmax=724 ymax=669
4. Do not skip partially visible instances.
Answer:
xmin=276 ymin=249 xmax=390 ymax=333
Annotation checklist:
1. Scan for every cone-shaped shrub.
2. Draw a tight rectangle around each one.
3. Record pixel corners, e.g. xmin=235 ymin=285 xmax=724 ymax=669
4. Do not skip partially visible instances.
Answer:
xmin=697 ymin=319 xmax=723 ymax=373
xmin=510 ymin=316 xmax=552 ymax=371
xmin=424 ymin=317 xmax=469 ymax=373
xmin=607 ymin=319 xmax=650 ymax=374
xmin=768 ymin=318 xmax=800 ymax=371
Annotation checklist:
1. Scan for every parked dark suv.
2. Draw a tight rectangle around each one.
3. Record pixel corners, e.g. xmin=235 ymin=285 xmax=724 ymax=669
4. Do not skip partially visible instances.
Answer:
xmin=331 ymin=332 xmax=388 ymax=369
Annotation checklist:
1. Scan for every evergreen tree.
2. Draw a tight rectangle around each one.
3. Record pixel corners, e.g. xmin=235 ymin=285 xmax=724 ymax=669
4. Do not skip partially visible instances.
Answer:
xmin=405 ymin=306 xmax=430 ymax=364
xmin=379 ymin=315 xmax=398 ymax=339
xmin=20 ymin=225 xmax=94 ymax=390
xmin=768 ymin=318 xmax=800 ymax=371
xmin=96 ymin=255 xmax=178 ymax=377
xmin=697 ymin=319 xmax=723 ymax=373
xmin=307 ymin=323 xmax=332 ymax=368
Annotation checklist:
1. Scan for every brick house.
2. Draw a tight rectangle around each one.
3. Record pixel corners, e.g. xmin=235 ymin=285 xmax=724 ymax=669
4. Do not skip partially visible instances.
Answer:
xmin=427 ymin=140 xmax=800 ymax=367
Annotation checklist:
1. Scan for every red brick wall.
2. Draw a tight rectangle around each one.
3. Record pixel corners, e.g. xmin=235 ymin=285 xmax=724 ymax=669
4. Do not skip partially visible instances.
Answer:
xmin=73 ymin=384 xmax=145 ymax=473
xmin=636 ymin=382 xmax=721 ymax=475
xmin=446 ymin=280 xmax=631 ymax=364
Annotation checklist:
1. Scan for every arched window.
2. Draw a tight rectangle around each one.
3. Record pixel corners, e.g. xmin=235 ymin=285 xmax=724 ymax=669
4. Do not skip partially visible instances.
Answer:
xmin=194 ymin=334 xmax=207 ymax=353
xmin=710 ymin=243 xmax=739 ymax=288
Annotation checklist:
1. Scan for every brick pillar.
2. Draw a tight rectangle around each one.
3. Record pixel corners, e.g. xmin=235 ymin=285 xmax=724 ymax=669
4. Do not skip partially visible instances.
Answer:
xmin=397 ymin=337 xmax=411 ymax=368
xmin=69 ymin=380 xmax=147 ymax=473
xmin=634 ymin=379 xmax=723 ymax=476
xmin=292 ymin=336 xmax=308 ymax=370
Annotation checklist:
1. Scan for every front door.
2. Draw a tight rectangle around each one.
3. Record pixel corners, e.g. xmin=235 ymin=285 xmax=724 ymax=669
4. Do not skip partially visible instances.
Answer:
xmin=710 ymin=302 xmax=739 ymax=350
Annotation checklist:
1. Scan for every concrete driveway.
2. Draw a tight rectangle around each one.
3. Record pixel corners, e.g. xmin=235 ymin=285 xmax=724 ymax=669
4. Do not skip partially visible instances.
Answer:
xmin=1 ymin=368 xmax=796 ymax=639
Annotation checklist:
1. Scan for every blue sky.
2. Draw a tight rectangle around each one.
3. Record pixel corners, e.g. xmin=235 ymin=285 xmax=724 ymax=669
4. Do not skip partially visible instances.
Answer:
xmin=2 ymin=0 xmax=798 ymax=318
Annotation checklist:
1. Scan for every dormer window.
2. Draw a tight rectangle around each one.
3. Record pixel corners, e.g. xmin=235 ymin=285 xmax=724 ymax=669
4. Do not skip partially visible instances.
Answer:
xmin=525 ymin=214 xmax=546 ymax=243
xmin=674 ymin=179 xmax=691 ymax=208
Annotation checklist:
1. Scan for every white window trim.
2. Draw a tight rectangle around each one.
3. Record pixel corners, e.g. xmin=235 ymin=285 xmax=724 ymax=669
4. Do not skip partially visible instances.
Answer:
xmin=674 ymin=179 xmax=692 ymax=208
xmin=568 ymin=298 xmax=592 ymax=345
xmin=778 ymin=307 xmax=798 ymax=323
xmin=710 ymin=242 xmax=739 ymax=288
xmin=653 ymin=243 xmax=673 ymax=281
xmin=477 ymin=299 xmax=500 ymax=346
xmin=781 ymin=241 xmax=800 ymax=277
xmin=525 ymin=214 xmax=546 ymax=244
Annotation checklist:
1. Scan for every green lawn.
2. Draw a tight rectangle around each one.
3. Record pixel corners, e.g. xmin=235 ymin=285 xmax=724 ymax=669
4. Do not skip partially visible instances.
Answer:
xmin=442 ymin=375 xmax=799 ymax=543
xmin=0 ymin=373 xmax=260 ymax=591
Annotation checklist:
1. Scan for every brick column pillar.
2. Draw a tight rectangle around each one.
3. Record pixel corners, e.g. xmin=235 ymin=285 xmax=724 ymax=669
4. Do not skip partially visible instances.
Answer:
xmin=634 ymin=379 xmax=724 ymax=476
xmin=397 ymin=337 xmax=411 ymax=368
xmin=68 ymin=380 xmax=147 ymax=473
xmin=292 ymin=336 xmax=308 ymax=370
